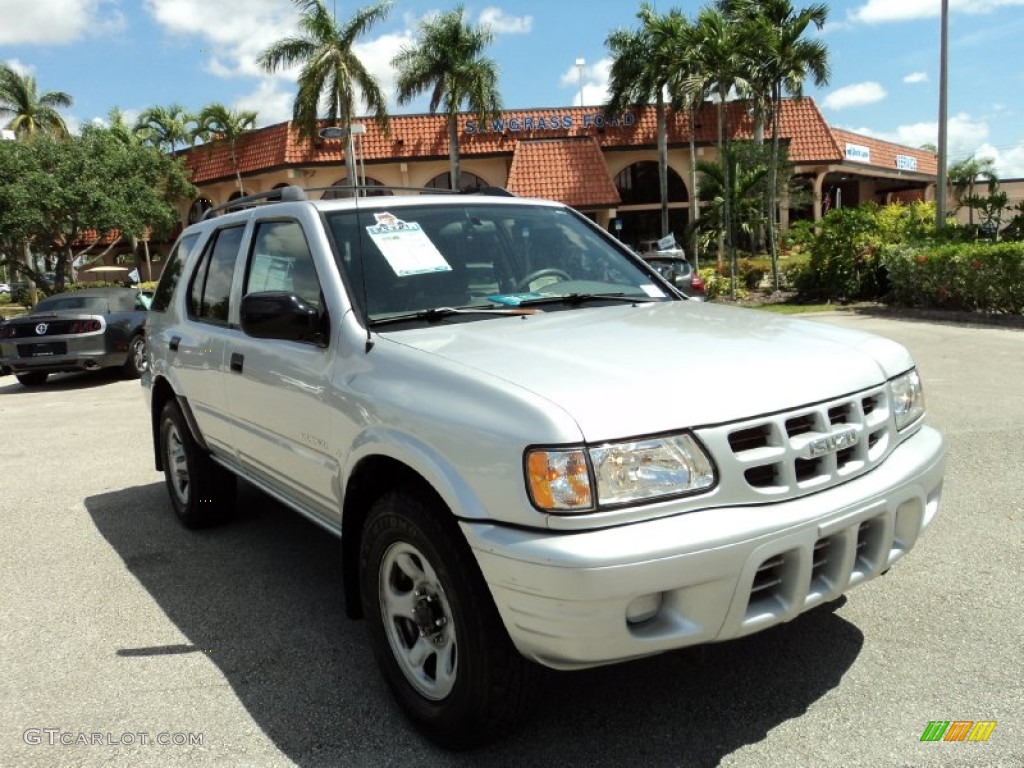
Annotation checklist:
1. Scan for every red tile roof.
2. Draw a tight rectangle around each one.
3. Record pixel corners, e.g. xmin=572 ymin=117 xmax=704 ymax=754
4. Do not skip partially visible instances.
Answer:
xmin=182 ymin=98 xmax=936 ymax=194
xmin=507 ymin=137 xmax=621 ymax=208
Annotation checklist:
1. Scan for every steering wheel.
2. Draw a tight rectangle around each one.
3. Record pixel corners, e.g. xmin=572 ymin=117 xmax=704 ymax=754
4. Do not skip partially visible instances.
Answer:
xmin=516 ymin=268 xmax=571 ymax=292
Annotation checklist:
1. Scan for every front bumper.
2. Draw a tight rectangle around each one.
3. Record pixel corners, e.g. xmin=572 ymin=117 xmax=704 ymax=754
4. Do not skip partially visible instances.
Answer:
xmin=462 ymin=425 xmax=945 ymax=670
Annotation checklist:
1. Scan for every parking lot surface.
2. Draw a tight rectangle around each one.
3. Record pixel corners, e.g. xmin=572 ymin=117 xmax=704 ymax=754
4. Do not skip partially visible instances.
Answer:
xmin=1 ymin=312 xmax=1021 ymax=767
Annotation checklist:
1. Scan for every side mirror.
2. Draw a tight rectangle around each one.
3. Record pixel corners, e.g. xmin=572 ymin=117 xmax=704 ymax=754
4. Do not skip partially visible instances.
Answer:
xmin=240 ymin=291 xmax=321 ymax=343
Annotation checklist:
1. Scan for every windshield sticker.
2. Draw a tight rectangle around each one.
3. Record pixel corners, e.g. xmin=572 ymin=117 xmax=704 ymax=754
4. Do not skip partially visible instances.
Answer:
xmin=640 ymin=284 xmax=666 ymax=298
xmin=366 ymin=213 xmax=452 ymax=276
xmin=487 ymin=293 xmax=548 ymax=306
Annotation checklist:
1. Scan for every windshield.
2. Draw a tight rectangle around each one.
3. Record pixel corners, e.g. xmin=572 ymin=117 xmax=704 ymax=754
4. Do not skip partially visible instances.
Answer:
xmin=324 ymin=202 xmax=670 ymax=323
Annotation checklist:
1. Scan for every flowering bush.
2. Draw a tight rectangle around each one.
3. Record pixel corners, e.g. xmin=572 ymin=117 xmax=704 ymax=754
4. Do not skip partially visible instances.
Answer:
xmin=882 ymin=242 xmax=1024 ymax=313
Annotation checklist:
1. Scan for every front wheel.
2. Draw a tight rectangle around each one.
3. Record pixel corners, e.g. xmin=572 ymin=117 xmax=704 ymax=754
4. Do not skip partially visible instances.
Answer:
xmin=360 ymin=489 xmax=537 ymax=749
xmin=158 ymin=401 xmax=235 ymax=528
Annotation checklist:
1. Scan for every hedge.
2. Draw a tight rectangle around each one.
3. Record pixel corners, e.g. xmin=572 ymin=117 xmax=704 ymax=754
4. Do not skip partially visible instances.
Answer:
xmin=882 ymin=242 xmax=1024 ymax=314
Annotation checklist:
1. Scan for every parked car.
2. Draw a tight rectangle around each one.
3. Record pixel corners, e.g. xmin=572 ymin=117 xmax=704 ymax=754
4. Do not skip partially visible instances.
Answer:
xmin=0 ymin=287 xmax=149 ymax=387
xmin=0 ymin=282 xmax=10 ymax=295
xmin=143 ymin=186 xmax=945 ymax=748
xmin=641 ymin=253 xmax=706 ymax=299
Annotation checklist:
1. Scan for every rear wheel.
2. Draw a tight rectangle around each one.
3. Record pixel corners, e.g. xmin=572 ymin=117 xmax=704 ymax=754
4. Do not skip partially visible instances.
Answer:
xmin=158 ymin=401 xmax=235 ymax=528
xmin=360 ymin=489 xmax=537 ymax=749
xmin=121 ymin=334 xmax=148 ymax=379
xmin=16 ymin=372 xmax=47 ymax=387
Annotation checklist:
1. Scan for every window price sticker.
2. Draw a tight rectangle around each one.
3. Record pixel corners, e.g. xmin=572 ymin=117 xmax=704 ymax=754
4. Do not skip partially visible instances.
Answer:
xmin=366 ymin=213 xmax=452 ymax=276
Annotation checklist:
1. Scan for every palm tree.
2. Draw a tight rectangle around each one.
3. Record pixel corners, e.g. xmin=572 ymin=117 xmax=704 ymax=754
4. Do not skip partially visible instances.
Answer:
xmin=948 ymin=155 xmax=998 ymax=228
xmin=606 ymin=4 xmax=689 ymax=240
xmin=134 ymin=103 xmax=196 ymax=157
xmin=392 ymin=5 xmax=502 ymax=191
xmin=681 ymin=7 xmax=748 ymax=293
xmin=196 ymin=103 xmax=258 ymax=193
xmin=693 ymin=145 xmax=770 ymax=255
xmin=259 ymin=0 xmax=391 ymax=190
xmin=0 ymin=63 xmax=72 ymax=138
xmin=720 ymin=0 xmax=829 ymax=292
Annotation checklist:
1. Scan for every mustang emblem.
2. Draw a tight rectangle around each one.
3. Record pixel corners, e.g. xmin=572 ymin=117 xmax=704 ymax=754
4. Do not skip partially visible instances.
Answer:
xmin=35 ymin=323 xmax=49 ymax=335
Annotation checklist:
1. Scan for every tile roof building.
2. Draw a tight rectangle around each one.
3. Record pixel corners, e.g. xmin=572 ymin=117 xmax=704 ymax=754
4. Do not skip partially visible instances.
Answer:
xmin=179 ymin=97 xmax=938 ymax=253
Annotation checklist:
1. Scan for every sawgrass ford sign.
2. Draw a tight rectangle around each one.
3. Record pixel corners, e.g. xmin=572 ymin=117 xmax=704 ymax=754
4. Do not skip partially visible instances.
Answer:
xmin=465 ymin=111 xmax=636 ymax=134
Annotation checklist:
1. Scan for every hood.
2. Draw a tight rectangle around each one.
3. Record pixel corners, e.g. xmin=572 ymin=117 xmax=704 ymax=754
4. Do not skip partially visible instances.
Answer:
xmin=384 ymin=302 xmax=914 ymax=441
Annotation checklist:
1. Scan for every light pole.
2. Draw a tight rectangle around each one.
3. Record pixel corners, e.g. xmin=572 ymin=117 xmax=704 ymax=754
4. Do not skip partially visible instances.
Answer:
xmin=936 ymin=0 xmax=949 ymax=229
xmin=575 ymin=58 xmax=586 ymax=108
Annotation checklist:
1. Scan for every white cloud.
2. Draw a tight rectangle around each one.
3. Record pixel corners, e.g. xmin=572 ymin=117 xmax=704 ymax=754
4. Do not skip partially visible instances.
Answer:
xmin=3 ymin=59 xmax=35 ymax=76
xmin=903 ymin=71 xmax=929 ymax=84
xmin=0 ymin=0 xmax=124 ymax=45
xmin=559 ymin=58 xmax=611 ymax=107
xmin=144 ymin=0 xmax=415 ymax=119
xmin=234 ymin=80 xmax=294 ymax=127
xmin=823 ymin=82 xmax=887 ymax=110
xmin=846 ymin=112 xmax=1002 ymax=169
xmin=974 ymin=142 xmax=1024 ymax=178
xmin=479 ymin=7 xmax=533 ymax=35
xmin=851 ymin=0 xmax=1024 ymax=23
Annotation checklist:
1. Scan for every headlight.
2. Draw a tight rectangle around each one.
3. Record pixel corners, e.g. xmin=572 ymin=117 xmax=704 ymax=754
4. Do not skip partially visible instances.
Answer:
xmin=526 ymin=433 xmax=715 ymax=514
xmin=890 ymin=368 xmax=925 ymax=431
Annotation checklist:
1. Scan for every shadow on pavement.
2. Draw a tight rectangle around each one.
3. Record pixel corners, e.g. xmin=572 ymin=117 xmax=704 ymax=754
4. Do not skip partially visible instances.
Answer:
xmin=86 ymin=482 xmax=863 ymax=767
xmin=0 ymin=368 xmax=130 ymax=394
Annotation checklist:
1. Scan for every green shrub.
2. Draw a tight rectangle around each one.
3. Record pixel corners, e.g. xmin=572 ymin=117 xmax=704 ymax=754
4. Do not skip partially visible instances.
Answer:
xmin=883 ymin=242 xmax=1024 ymax=313
xmin=793 ymin=205 xmax=888 ymax=301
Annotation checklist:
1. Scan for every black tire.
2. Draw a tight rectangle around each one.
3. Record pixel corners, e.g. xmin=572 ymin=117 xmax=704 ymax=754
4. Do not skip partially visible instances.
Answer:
xmin=121 ymin=333 xmax=148 ymax=379
xmin=16 ymin=372 xmax=47 ymax=387
xmin=360 ymin=489 xmax=538 ymax=749
xmin=158 ymin=401 xmax=235 ymax=528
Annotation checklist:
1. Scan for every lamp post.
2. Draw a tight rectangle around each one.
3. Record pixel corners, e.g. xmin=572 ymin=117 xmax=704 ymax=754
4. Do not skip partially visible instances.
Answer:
xmin=936 ymin=0 xmax=949 ymax=229
xmin=575 ymin=58 xmax=586 ymax=108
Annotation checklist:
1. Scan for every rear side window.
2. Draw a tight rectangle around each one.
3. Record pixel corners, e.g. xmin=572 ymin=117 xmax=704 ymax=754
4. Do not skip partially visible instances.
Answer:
xmin=245 ymin=220 xmax=322 ymax=310
xmin=188 ymin=225 xmax=244 ymax=323
xmin=151 ymin=233 xmax=199 ymax=312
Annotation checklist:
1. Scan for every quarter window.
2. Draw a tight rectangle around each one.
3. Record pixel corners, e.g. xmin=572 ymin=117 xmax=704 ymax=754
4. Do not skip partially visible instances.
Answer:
xmin=188 ymin=225 xmax=243 ymax=323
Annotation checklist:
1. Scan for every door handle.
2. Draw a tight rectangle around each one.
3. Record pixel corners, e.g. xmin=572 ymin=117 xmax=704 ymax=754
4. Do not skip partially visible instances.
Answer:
xmin=169 ymin=336 xmax=180 ymax=351
xmin=230 ymin=352 xmax=244 ymax=373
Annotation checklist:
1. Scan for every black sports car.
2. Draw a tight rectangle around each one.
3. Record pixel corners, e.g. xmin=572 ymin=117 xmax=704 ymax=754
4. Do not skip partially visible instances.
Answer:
xmin=0 ymin=287 xmax=149 ymax=387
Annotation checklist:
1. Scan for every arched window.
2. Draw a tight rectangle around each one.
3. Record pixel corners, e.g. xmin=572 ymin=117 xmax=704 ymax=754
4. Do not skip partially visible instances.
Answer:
xmin=425 ymin=171 xmax=488 ymax=192
xmin=321 ymin=177 xmax=393 ymax=199
xmin=614 ymin=162 xmax=687 ymax=206
xmin=188 ymin=197 xmax=214 ymax=224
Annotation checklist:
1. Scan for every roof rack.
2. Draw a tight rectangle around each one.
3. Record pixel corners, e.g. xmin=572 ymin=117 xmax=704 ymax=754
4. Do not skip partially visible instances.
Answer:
xmin=201 ymin=186 xmax=307 ymax=220
xmin=199 ymin=183 xmax=515 ymax=221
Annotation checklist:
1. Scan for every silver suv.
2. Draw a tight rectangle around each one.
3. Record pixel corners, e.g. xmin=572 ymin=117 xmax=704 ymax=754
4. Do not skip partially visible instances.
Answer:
xmin=143 ymin=187 xmax=946 ymax=748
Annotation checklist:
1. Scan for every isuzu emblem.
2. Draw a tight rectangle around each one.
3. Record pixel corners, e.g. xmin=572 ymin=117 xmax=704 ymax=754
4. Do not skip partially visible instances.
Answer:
xmin=804 ymin=427 xmax=858 ymax=458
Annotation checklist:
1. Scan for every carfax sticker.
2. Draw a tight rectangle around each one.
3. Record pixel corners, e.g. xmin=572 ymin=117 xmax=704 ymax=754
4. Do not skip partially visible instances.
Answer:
xmin=365 ymin=213 xmax=452 ymax=276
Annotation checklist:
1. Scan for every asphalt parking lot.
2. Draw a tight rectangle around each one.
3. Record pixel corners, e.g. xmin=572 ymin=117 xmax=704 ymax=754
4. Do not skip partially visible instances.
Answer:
xmin=1 ymin=312 xmax=1021 ymax=768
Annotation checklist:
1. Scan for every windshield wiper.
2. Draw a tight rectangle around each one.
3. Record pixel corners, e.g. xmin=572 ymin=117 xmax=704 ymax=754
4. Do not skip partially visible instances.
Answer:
xmin=514 ymin=292 xmax=659 ymax=307
xmin=368 ymin=306 xmax=538 ymax=327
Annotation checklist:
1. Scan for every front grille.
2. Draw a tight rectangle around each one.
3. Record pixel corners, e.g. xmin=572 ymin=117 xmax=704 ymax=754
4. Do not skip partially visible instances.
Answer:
xmin=699 ymin=385 xmax=895 ymax=499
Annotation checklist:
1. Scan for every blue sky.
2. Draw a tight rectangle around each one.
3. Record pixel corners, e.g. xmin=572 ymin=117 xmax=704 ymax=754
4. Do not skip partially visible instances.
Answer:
xmin=2 ymin=0 xmax=1024 ymax=176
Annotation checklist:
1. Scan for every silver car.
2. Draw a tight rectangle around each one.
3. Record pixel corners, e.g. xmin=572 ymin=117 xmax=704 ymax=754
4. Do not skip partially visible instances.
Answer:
xmin=143 ymin=187 xmax=945 ymax=748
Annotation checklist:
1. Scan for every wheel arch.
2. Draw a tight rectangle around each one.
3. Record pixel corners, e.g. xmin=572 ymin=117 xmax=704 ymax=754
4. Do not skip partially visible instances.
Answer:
xmin=341 ymin=456 xmax=449 ymax=621
xmin=149 ymin=376 xmax=209 ymax=472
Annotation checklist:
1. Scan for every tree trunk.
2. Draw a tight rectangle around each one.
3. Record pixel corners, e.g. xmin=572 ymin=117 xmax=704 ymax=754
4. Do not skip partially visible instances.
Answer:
xmin=448 ymin=116 xmax=460 ymax=191
xmin=718 ymin=88 xmax=735 ymax=299
xmin=657 ymin=93 xmax=669 ymax=239
xmin=688 ymin=103 xmax=701 ymax=271
xmin=767 ymin=86 xmax=781 ymax=294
